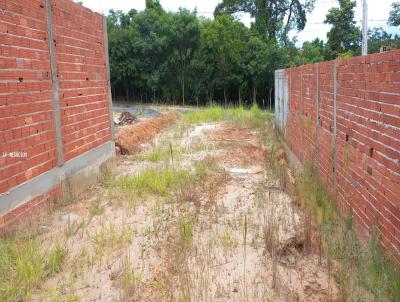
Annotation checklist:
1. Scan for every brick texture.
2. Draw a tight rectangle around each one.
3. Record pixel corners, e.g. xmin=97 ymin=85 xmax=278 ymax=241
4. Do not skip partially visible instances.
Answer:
xmin=283 ymin=50 xmax=400 ymax=263
xmin=0 ymin=1 xmax=111 ymax=227
xmin=52 ymin=0 xmax=111 ymax=161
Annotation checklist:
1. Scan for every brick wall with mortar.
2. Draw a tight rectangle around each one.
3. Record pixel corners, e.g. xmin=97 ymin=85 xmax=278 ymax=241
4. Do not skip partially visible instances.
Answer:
xmin=0 ymin=0 xmax=114 ymax=232
xmin=282 ymin=50 xmax=400 ymax=263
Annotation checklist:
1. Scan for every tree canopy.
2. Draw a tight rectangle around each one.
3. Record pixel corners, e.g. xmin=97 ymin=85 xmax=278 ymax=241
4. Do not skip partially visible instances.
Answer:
xmin=106 ymin=0 xmax=399 ymax=106
xmin=324 ymin=0 xmax=361 ymax=58
xmin=214 ymin=0 xmax=315 ymax=42
xmin=388 ymin=2 xmax=400 ymax=26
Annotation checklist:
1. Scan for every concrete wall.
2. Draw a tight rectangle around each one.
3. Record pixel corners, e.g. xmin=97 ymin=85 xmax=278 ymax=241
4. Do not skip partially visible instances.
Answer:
xmin=274 ymin=69 xmax=289 ymax=132
xmin=0 ymin=0 xmax=114 ymax=231
xmin=275 ymin=50 xmax=400 ymax=263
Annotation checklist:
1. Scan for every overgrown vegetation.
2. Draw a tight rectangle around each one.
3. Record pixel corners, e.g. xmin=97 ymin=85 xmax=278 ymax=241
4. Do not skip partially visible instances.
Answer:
xmin=107 ymin=0 xmax=399 ymax=105
xmin=132 ymin=145 xmax=186 ymax=163
xmin=303 ymin=166 xmax=399 ymax=301
xmin=275 ymin=156 xmax=400 ymax=301
xmin=183 ymin=103 xmax=271 ymax=127
xmin=0 ymin=239 xmax=68 ymax=301
xmin=114 ymin=168 xmax=192 ymax=197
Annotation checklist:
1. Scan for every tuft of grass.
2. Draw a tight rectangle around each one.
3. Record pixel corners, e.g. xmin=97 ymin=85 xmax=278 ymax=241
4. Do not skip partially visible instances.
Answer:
xmin=179 ymin=214 xmax=193 ymax=245
xmin=183 ymin=106 xmax=224 ymax=123
xmin=64 ymin=219 xmax=86 ymax=238
xmin=182 ymin=104 xmax=271 ymax=127
xmin=119 ymin=257 xmax=143 ymax=301
xmin=219 ymin=227 xmax=238 ymax=253
xmin=47 ymin=244 xmax=67 ymax=275
xmin=116 ymin=168 xmax=192 ymax=197
xmin=91 ymin=223 xmax=134 ymax=254
xmin=132 ymin=148 xmax=164 ymax=163
xmin=135 ymin=145 xmax=186 ymax=163
xmin=194 ymin=160 xmax=209 ymax=180
xmin=295 ymin=164 xmax=400 ymax=301
xmin=0 ymin=240 xmax=44 ymax=301
xmin=88 ymin=202 xmax=105 ymax=217
xmin=297 ymin=165 xmax=337 ymax=227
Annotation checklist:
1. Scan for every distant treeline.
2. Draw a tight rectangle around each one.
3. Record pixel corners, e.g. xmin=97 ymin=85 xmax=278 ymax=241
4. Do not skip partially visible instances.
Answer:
xmin=106 ymin=0 xmax=399 ymax=106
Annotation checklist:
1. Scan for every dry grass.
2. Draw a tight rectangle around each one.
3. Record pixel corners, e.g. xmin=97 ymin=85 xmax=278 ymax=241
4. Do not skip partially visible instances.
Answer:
xmin=2 ymin=106 xmax=394 ymax=301
xmin=268 ymin=131 xmax=400 ymax=301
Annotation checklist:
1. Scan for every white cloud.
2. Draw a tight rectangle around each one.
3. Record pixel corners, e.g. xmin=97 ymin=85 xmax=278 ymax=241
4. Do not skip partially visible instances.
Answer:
xmin=80 ymin=0 xmax=399 ymax=44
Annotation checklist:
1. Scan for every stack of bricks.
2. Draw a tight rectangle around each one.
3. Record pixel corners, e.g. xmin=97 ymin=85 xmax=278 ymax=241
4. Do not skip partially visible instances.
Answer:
xmin=283 ymin=50 xmax=400 ymax=264
xmin=0 ymin=0 xmax=113 ymax=232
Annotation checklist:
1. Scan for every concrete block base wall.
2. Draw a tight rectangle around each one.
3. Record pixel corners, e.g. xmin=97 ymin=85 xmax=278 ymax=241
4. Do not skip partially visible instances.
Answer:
xmin=275 ymin=50 xmax=400 ymax=264
xmin=0 ymin=0 xmax=114 ymax=232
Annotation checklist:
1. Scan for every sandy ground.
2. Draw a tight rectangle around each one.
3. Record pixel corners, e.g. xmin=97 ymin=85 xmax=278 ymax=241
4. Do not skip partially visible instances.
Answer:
xmin=29 ymin=114 xmax=339 ymax=301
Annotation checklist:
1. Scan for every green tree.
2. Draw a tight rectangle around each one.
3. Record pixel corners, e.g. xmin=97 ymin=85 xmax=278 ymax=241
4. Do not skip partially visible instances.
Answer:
xmin=168 ymin=9 xmax=200 ymax=105
xmin=214 ymin=0 xmax=315 ymax=42
xmin=368 ymin=27 xmax=400 ymax=54
xmin=388 ymin=2 xmax=400 ymax=26
xmin=243 ymin=36 xmax=270 ymax=104
xmin=135 ymin=3 xmax=170 ymax=102
xmin=324 ymin=0 xmax=361 ymax=58
xmin=293 ymin=38 xmax=325 ymax=65
xmin=145 ymin=0 xmax=164 ymax=13
xmin=197 ymin=16 xmax=246 ymax=106
xmin=105 ymin=1 xmax=295 ymax=106
xmin=107 ymin=9 xmax=141 ymax=101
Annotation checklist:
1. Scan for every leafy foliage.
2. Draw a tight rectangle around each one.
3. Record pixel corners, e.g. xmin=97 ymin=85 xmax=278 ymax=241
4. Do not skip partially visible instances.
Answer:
xmin=106 ymin=0 xmax=398 ymax=105
xmin=324 ymin=0 xmax=361 ymax=58
xmin=214 ymin=0 xmax=316 ymax=42
xmin=107 ymin=5 xmax=289 ymax=106
xmin=388 ymin=2 xmax=400 ymax=26
xmin=368 ymin=27 xmax=400 ymax=54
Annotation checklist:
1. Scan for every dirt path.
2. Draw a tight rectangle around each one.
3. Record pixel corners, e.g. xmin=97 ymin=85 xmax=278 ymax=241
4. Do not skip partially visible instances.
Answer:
xmin=25 ymin=113 xmax=339 ymax=301
xmin=134 ymin=123 xmax=339 ymax=302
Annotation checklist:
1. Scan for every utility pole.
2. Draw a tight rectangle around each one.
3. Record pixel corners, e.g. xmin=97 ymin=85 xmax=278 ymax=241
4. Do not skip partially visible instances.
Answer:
xmin=362 ymin=0 xmax=368 ymax=55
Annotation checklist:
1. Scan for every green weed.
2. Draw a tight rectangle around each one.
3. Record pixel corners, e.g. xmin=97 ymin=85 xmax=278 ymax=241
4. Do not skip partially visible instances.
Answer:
xmin=296 ymin=164 xmax=400 ymax=301
xmin=0 ymin=240 xmax=43 ymax=301
xmin=219 ymin=227 xmax=238 ymax=252
xmin=183 ymin=106 xmax=224 ymax=123
xmin=182 ymin=104 xmax=271 ymax=127
xmin=47 ymin=244 xmax=67 ymax=275
xmin=88 ymin=202 xmax=105 ymax=217
xmin=119 ymin=257 xmax=143 ymax=301
xmin=179 ymin=214 xmax=193 ymax=244
xmin=91 ymin=223 xmax=134 ymax=254
xmin=117 ymin=168 xmax=192 ymax=197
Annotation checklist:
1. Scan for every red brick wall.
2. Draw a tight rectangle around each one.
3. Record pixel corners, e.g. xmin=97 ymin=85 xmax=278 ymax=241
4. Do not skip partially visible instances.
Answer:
xmin=284 ymin=50 xmax=400 ymax=263
xmin=0 ymin=0 xmax=55 ymax=193
xmin=52 ymin=0 xmax=111 ymax=161
xmin=0 ymin=1 xmax=111 ymax=192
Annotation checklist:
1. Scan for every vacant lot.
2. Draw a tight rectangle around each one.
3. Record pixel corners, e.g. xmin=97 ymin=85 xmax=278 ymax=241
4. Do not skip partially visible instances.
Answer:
xmin=0 ymin=106 xmax=398 ymax=302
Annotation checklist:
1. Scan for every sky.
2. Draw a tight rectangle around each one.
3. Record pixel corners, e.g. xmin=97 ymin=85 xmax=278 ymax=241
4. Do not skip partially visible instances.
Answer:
xmin=80 ymin=0 xmax=399 ymax=45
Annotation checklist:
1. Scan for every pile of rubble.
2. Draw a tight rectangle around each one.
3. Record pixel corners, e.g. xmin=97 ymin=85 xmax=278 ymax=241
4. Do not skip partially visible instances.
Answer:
xmin=113 ymin=111 xmax=137 ymax=125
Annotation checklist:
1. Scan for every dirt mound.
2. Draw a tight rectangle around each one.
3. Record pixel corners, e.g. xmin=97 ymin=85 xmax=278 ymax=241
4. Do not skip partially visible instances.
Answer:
xmin=115 ymin=112 xmax=178 ymax=155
